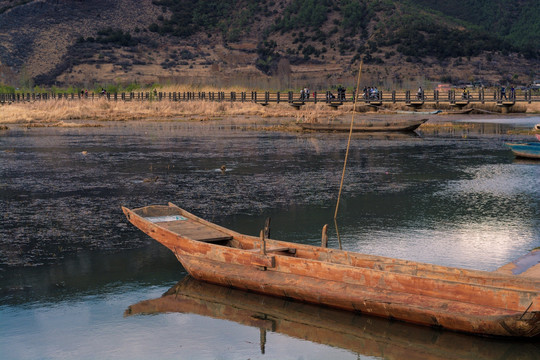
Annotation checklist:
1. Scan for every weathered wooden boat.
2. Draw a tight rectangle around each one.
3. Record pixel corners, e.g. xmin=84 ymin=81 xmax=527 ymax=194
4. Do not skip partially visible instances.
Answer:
xmin=126 ymin=276 xmax=540 ymax=358
xmin=505 ymin=142 xmax=540 ymax=159
xmin=297 ymin=118 xmax=428 ymax=132
xmin=122 ymin=203 xmax=540 ymax=338
xmin=395 ymin=110 xmax=442 ymax=115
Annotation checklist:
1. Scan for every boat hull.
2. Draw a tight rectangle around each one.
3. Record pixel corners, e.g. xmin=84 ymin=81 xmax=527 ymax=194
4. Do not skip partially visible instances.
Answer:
xmin=123 ymin=204 xmax=540 ymax=338
xmin=178 ymin=253 xmax=540 ymax=338
xmin=298 ymin=118 xmax=428 ymax=132
xmin=506 ymin=143 xmax=540 ymax=159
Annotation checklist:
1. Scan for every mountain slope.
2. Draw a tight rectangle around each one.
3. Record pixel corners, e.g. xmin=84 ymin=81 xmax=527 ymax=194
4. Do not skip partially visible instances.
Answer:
xmin=0 ymin=0 xmax=538 ymax=89
xmin=410 ymin=0 xmax=540 ymax=50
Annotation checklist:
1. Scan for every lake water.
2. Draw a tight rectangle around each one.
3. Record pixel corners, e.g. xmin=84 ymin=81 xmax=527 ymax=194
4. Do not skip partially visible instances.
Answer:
xmin=1 ymin=116 xmax=539 ymax=359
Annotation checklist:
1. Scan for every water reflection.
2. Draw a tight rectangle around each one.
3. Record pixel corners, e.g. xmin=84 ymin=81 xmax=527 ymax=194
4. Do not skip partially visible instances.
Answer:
xmin=127 ymin=276 xmax=540 ymax=360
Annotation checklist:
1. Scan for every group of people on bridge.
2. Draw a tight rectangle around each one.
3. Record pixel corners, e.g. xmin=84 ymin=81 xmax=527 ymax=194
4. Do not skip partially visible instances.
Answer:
xmin=299 ymin=87 xmax=311 ymax=100
xmin=500 ymin=86 xmax=516 ymax=100
xmin=296 ymin=84 xmax=525 ymax=103
xmin=363 ymin=86 xmax=380 ymax=100
xmin=324 ymin=86 xmax=347 ymax=101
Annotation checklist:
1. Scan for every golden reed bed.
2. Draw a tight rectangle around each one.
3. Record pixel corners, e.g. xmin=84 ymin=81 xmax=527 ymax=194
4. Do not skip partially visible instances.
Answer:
xmin=1 ymin=95 xmax=538 ymax=126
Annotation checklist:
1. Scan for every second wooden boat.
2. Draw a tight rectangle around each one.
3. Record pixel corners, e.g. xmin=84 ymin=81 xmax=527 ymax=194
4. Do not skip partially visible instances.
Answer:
xmin=123 ymin=203 xmax=540 ymax=338
xmin=298 ymin=118 xmax=428 ymax=132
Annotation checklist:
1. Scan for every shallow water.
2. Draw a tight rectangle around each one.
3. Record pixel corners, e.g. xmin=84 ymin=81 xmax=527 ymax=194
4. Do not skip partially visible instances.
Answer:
xmin=1 ymin=118 xmax=539 ymax=359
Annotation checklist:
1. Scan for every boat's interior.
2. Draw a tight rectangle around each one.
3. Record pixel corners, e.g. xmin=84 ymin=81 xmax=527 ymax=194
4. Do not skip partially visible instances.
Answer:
xmin=134 ymin=204 xmax=297 ymax=254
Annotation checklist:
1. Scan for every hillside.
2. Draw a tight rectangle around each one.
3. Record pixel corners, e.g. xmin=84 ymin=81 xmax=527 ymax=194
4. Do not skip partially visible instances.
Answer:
xmin=0 ymin=0 xmax=538 ymax=90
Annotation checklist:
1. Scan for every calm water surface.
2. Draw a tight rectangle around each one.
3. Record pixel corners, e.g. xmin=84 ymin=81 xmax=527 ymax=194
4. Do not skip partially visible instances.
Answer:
xmin=1 ymin=117 xmax=539 ymax=359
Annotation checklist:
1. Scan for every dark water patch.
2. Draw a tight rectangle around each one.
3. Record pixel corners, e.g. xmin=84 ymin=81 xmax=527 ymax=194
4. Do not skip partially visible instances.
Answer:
xmin=1 ymin=121 xmax=539 ymax=268
xmin=0 ymin=243 xmax=183 ymax=306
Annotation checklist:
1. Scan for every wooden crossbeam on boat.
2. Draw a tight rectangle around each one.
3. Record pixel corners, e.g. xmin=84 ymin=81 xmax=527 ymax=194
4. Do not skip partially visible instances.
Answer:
xmin=246 ymin=246 xmax=296 ymax=254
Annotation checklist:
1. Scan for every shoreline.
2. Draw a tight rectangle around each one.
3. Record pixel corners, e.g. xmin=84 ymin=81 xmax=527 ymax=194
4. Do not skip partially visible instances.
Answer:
xmin=0 ymin=99 xmax=539 ymax=137
xmin=2 ymin=115 xmax=539 ymax=138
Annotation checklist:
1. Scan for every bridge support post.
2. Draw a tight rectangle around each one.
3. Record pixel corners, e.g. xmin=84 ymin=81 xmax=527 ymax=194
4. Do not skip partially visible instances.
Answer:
xmin=497 ymin=101 xmax=515 ymax=113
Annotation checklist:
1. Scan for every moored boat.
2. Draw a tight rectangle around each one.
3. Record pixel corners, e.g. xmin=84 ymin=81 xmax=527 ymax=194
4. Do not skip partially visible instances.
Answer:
xmin=505 ymin=142 xmax=540 ymax=159
xmin=395 ymin=110 xmax=442 ymax=115
xmin=297 ymin=118 xmax=428 ymax=132
xmin=123 ymin=203 xmax=540 ymax=338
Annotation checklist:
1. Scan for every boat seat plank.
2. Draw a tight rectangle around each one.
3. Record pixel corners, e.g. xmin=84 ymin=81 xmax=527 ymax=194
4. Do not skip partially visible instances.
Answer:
xmin=246 ymin=246 xmax=296 ymax=254
xmin=154 ymin=218 xmax=233 ymax=242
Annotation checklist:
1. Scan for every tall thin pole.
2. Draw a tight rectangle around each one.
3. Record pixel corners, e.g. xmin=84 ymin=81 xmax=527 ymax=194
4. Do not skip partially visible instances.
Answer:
xmin=334 ymin=59 xmax=363 ymax=220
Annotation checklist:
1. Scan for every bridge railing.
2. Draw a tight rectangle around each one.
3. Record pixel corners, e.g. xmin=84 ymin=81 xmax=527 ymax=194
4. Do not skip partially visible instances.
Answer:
xmin=1 ymin=90 xmax=539 ymax=104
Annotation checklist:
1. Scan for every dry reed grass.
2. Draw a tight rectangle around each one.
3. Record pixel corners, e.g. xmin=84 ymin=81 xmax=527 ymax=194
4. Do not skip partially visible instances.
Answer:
xmin=1 ymin=96 xmax=537 ymax=126
xmin=0 ymin=97 xmax=359 ymax=125
xmin=0 ymin=98 xmax=286 ymax=124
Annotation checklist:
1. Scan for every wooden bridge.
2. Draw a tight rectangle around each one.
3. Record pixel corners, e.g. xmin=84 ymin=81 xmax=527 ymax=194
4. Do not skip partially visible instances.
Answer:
xmin=1 ymin=89 xmax=539 ymax=112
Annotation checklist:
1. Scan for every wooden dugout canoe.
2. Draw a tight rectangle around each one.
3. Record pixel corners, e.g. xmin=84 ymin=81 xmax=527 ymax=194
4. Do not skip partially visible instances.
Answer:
xmin=122 ymin=203 xmax=540 ymax=338
xmin=297 ymin=118 xmax=428 ymax=132
xmin=126 ymin=276 xmax=540 ymax=359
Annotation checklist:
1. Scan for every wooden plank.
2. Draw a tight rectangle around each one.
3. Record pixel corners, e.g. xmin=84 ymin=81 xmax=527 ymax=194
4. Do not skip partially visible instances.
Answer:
xmin=157 ymin=219 xmax=232 ymax=242
xmin=246 ymin=246 xmax=296 ymax=254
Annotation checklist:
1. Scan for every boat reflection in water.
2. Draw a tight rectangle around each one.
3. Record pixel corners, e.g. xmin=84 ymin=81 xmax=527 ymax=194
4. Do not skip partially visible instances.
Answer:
xmin=126 ymin=276 xmax=540 ymax=359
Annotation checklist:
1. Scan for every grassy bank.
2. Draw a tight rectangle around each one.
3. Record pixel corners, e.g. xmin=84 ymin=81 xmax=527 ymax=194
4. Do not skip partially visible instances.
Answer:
xmin=1 ymin=97 xmax=539 ymax=126
xmin=0 ymin=98 xmax=270 ymax=124
xmin=0 ymin=98 xmax=360 ymax=124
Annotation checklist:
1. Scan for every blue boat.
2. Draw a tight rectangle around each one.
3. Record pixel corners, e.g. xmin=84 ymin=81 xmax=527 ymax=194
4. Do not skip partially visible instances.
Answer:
xmin=506 ymin=142 xmax=540 ymax=159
